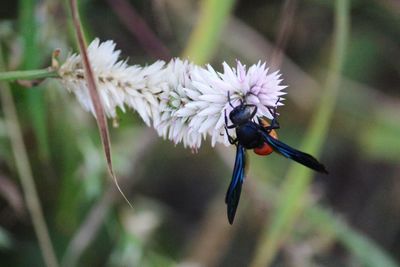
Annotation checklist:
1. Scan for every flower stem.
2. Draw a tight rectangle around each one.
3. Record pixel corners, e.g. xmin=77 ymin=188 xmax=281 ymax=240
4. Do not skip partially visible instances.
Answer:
xmin=0 ymin=68 xmax=59 ymax=82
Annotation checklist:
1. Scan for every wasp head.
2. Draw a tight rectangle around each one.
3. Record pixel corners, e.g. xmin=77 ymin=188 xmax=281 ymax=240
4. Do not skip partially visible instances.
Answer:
xmin=229 ymin=104 xmax=257 ymax=126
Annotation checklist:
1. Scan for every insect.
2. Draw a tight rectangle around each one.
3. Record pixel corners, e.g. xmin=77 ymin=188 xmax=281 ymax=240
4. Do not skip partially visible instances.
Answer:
xmin=224 ymin=93 xmax=328 ymax=224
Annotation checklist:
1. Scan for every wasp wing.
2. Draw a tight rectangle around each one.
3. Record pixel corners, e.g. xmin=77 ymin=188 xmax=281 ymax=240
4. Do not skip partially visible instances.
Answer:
xmin=261 ymin=131 xmax=328 ymax=174
xmin=225 ymin=144 xmax=246 ymax=224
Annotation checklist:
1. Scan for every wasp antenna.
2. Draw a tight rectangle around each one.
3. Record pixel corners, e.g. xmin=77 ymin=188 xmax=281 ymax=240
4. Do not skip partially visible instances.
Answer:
xmin=267 ymin=107 xmax=276 ymax=119
xmin=249 ymin=104 xmax=258 ymax=120
xmin=227 ymin=91 xmax=235 ymax=108
xmin=275 ymin=97 xmax=281 ymax=106
xmin=248 ymin=92 xmax=256 ymax=97
xmin=267 ymin=97 xmax=280 ymax=119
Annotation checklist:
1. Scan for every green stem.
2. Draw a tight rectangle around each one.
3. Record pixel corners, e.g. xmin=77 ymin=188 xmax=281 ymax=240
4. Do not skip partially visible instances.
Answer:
xmin=0 ymin=68 xmax=59 ymax=82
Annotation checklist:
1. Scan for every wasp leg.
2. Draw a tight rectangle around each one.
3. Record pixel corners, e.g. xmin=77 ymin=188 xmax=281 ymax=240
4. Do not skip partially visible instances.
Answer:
xmin=224 ymin=109 xmax=236 ymax=129
xmin=257 ymin=115 xmax=280 ymax=130
xmin=247 ymin=104 xmax=258 ymax=120
xmin=267 ymin=97 xmax=280 ymax=118
xmin=264 ymin=97 xmax=281 ymax=131
xmin=269 ymin=117 xmax=280 ymax=130
xmin=225 ymin=126 xmax=237 ymax=144
xmin=258 ymin=117 xmax=280 ymax=133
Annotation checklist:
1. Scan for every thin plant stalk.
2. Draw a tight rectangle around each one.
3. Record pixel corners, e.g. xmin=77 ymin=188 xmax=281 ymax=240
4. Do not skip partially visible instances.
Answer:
xmin=249 ymin=0 xmax=349 ymax=266
xmin=0 ymin=69 xmax=59 ymax=82
xmin=0 ymin=51 xmax=59 ymax=267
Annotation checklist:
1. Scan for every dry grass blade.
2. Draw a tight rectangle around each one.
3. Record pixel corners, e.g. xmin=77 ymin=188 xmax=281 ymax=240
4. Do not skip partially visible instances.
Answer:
xmin=68 ymin=0 xmax=132 ymax=208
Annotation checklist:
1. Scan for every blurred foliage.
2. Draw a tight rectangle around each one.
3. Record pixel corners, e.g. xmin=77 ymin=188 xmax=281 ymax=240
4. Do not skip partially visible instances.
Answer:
xmin=0 ymin=0 xmax=399 ymax=266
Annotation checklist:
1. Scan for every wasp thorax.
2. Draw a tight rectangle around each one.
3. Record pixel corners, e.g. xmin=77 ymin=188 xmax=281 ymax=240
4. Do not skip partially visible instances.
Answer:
xmin=229 ymin=105 xmax=256 ymax=125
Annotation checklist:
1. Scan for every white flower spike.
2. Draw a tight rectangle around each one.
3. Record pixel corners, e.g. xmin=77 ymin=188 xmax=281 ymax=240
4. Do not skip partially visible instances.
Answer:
xmin=59 ymin=39 xmax=287 ymax=149
xmin=58 ymin=38 xmax=165 ymax=125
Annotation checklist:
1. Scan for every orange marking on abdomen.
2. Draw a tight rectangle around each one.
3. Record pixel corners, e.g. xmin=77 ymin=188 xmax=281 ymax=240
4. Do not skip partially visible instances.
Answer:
xmin=254 ymin=143 xmax=274 ymax=155
xmin=254 ymin=118 xmax=278 ymax=156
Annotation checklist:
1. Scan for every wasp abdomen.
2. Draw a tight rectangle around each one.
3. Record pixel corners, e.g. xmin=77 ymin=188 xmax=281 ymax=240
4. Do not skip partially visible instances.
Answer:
xmin=253 ymin=128 xmax=278 ymax=156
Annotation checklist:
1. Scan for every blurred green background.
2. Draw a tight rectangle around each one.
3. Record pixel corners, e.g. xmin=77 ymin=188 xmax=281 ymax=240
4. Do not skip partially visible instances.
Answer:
xmin=0 ymin=0 xmax=399 ymax=266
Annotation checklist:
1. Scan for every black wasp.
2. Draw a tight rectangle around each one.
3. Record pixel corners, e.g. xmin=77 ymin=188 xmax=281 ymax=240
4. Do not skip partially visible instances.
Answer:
xmin=224 ymin=93 xmax=328 ymax=224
